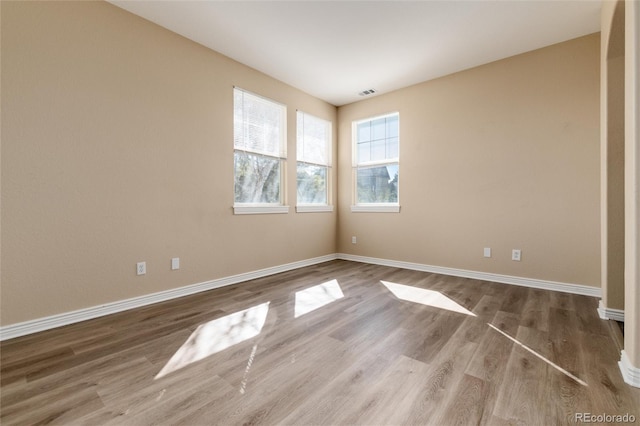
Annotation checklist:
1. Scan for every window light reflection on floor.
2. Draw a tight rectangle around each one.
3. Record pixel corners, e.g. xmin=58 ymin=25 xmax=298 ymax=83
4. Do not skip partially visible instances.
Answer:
xmin=380 ymin=281 xmax=476 ymax=317
xmin=488 ymin=323 xmax=588 ymax=386
xmin=295 ymin=279 xmax=344 ymax=318
xmin=155 ymin=302 xmax=270 ymax=379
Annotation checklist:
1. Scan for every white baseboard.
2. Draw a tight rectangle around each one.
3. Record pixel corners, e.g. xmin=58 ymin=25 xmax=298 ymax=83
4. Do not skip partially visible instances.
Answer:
xmin=619 ymin=350 xmax=640 ymax=388
xmin=0 ymin=254 xmax=338 ymax=341
xmin=336 ymin=253 xmax=602 ymax=297
xmin=597 ymin=300 xmax=625 ymax=321
xmin=0 ymin=252 xmax=603 ymax=341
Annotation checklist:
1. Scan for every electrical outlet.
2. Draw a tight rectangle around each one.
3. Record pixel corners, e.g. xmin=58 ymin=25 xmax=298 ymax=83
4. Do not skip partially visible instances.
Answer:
xmin=137 ymin=262 xmax=146 ymax=275
xmin=483 ymin=247 xmax=491 ymax=258
xmin=512 ymin=249 xmax=521 ymax=261
xmin=171 ymin=257 xmax=180 ymax=270
xmin=352 ymin=236 xmax=357 ymax=244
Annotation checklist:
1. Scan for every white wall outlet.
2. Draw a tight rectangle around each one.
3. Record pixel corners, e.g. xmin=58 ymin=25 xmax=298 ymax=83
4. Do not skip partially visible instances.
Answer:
xmin=483 ymin=247 xmax=491 ymax=258
xmin=137 ymin=261 xmax=146 ymax=275
xmin=512 ymin=249 xmax=521 ymax=261
xmin=171 ymin=257 xmax=180 ymax=270
xmin=352 ymin=236 xmax=357 ymax=244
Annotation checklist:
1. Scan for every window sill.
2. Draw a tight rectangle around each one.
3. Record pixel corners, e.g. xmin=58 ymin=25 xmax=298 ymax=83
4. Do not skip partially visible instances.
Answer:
xmin=351 ymin=204 xmax=400 ymax=213
xmin=296 ymin=205 xmax=334 ymax=213
xmin=233 ymin=205 xmax=290 ymax=215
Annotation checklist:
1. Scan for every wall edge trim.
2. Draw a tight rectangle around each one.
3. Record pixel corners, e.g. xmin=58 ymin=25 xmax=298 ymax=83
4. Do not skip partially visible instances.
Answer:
xmin=0 ymin=254 xmax=338 ymax=341
xmin=0 ymin=253 xmax=603 ymax=341
xmin=619 ymin=350 xmax=640 ymax=388
xmin=598 ymin=300 xmax=625 ymax=321
xmin=336 ymin=253 xmax=602 ymax=297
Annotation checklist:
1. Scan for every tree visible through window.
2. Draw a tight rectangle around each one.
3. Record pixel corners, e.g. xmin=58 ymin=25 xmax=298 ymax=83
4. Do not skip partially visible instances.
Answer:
xmin=297 ymin=111 xmax=331 ymax=205
xmin=354 ymin=113 xmax=399 ymax=204
xmin=233 ymin=88 xmax=286 ymax=205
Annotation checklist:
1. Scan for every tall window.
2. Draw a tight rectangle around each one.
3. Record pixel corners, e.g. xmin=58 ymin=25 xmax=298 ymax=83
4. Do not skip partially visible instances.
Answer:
xmin=353 ymin=113 xmax=399 ymax=211
xmin=233 ymin=88 xmax=287 ymax=213
xmin=297 ymin=111 xmax=332 ymax=211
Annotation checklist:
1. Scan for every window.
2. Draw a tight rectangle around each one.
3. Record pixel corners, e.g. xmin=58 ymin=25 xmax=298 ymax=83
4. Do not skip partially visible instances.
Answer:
xmin=233 ymin=88 xmax=288 ymax=214
xmin=296 ymin=111 xmax=333 ymax=212
xmin=352 ymin=113 xmax=399 ymax=212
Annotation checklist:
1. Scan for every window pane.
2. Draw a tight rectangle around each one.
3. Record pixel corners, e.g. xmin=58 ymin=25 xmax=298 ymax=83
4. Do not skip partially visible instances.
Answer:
xmin=357 ymin=121 xmax=371 ymax=142
xmin=297 ymin=163 xmax=327 ymax=204
xmin=356 ymin=164 xmax=399 ymax=203
xmin=358 ymin=142 xmax=371 ymax=163
xmin=371 ymin=117 xmax=386 ymax=141
xmin=234 ymin=152 xmax=281 ymax=203
xmin=353 ymin=113 xmax=399 ymax=206
xmin=356 ymin=113 xmax=399 ymax=163
xmin=386 ymin=115 xmax=399 ymax=138
xmin=371 ymin=139 xmax=386 ymax=162
xmin=387 ymin=137 xmax=399 ymax=159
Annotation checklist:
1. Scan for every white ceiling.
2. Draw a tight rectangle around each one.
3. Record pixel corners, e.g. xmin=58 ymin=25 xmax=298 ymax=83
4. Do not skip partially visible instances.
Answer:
xmin=109 ymin=1 xmax=602 ymax=106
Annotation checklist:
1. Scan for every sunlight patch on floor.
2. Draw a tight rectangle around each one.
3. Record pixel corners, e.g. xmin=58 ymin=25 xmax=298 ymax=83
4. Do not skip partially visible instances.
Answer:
xmin=240 ymin=343 xmax=258 ymax=394
xmin=155 ymin=302 xmax=270 ymax=379
xmin=488 ymin=323 xmax=588 ymax=387
xmin=295 ymin=279 xmax=344 ymax=318
xmin=381 ymin=280 xmax=476 ymax=317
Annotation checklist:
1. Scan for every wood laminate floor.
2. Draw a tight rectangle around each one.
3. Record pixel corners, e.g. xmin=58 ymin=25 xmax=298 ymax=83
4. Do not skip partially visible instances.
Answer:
xmin=1 ymin=260 xmax=639 ymax=425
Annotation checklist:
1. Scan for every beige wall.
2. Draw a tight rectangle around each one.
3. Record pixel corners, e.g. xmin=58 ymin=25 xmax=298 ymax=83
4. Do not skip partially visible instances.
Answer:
xmin=624 ymin=0 xmax=640 ymax=374
xmin=337 ymin=34 xmax=601 ymax=287
xmin=1 ymin=1 xmax=604 ymax=328
xmin=0 ymin=1 xmax=337 ymax=326
xmin=601 ymin=0 xmax=626 ymax=311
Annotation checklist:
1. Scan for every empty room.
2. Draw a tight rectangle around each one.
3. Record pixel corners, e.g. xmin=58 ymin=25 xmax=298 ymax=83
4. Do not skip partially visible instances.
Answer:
xmin=1 ymin=0 xmax=640 ymax=424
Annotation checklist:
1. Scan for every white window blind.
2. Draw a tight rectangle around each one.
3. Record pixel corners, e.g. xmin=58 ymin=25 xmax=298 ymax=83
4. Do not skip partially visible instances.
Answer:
xmin=233 ymin=88 xmax=287 ymax=209
xmin=234 ymin=89 xmax=286 ymax=158
xmin=297 ymin=112 xmax=330 ymax=166
xmin=297 ymin=111 xmax=332 ymax=208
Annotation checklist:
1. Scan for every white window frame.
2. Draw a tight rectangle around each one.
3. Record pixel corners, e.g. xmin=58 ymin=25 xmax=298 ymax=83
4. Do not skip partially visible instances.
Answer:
xmin=233 ymin=87 xmax=289 ymax=215
xmin=351 ymin=112 xmax=400 ymax=213
xmin=296 ymin=111 xmax=333 ymax=213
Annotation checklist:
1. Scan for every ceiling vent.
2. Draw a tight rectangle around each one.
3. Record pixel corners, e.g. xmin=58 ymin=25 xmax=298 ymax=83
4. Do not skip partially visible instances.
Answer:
xmin=358 ymin=89 xmax=376 ymax=96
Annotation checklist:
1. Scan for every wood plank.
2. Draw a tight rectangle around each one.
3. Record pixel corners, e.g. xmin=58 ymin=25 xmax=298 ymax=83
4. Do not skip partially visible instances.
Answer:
xmin=491 ymin=325 xmax=555 ymax=424
xmin=581 ymin=332 xmax=640 ymax=417
xmin=1 ymin=260 xmax=638 ymax=424
xmin=278 ymin=353 xmax=393 ymax=425
xmin=402 ymin=339 xmax=479 ymax=424
xmin=431 ymin=374 xmax=488 ymax=425
xmin=520 ymin=288 xmax=551 ymax=332
xmin=335 ymin=354 xmax=432 ymax=425
xmin=1 ymin=380 xmax=104 ymax=425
